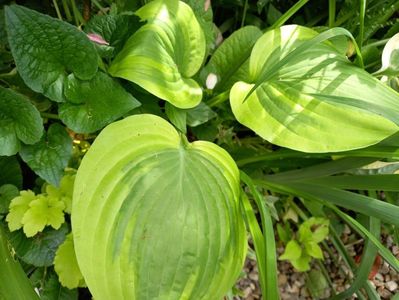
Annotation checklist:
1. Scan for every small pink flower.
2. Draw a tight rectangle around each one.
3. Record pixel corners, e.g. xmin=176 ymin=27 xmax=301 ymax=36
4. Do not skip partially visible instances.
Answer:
xmin=87 ymin=33 xmax=109 ymax=45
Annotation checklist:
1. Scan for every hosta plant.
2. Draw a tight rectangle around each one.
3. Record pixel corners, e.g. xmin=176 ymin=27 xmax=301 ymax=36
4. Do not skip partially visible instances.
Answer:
xmin=1 ymin=0 xmax=399 ymax=299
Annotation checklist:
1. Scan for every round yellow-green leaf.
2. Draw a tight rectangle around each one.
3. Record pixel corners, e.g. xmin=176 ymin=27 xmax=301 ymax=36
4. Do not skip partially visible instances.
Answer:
xmin=72 ymin=114 xmax=246 ymax=299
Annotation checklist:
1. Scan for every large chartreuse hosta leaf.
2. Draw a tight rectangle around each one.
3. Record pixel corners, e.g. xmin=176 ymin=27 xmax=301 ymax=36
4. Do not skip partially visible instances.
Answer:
xmin=72 ymin=114 xmax=246 ymax=299
xmin=230 ymin=25 xmax=399 ymax=152
xmin=109 ymin=0 xmax=206 ymax=109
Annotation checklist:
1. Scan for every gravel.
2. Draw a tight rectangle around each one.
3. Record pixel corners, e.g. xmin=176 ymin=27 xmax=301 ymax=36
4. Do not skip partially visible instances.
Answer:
xmin=234 ymin=232 xmax=399 ymax=299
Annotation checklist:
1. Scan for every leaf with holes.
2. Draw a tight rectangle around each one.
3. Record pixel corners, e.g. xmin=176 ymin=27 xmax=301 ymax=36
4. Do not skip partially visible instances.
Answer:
xmin=109 ymin=0 xmax=206 ymax=108
xmin=72 ymin=114 xmax=246 ymax=299
xmin=230 ymin=25 xmax=399 ymax=152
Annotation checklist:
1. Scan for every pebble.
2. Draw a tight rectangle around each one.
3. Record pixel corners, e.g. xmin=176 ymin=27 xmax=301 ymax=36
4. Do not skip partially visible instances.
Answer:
xmin=236 ymin=232 xmax=398 ymax=299
xmin=278 ymin=274 xmax=287 ymax=285
xmin=385 ymin=281 xmax=398 ymax=292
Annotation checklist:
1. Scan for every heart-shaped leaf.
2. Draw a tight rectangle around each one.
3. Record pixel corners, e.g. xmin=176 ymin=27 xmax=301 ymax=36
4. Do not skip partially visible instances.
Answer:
xmin=0 ymin=86 xmax=43 ymax=156
xmin=230 ymin=25 xmax=399 ymax=152
xmin=72 ymin=114 xmax=246 ymax=299
xmin=109 ymin=0 xmax=206 ymax=109
xmin=5 ymin=5 xmax=97 ymax=102
xmin=19 ymin=124 xmax=72 ymax=186
xmin=59 ymin=72 xmax=141 ymax=133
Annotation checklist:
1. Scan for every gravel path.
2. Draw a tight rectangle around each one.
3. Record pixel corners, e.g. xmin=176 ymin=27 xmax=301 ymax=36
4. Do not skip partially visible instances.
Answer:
xmin=234 ymin=229 xmax=399 ymax=299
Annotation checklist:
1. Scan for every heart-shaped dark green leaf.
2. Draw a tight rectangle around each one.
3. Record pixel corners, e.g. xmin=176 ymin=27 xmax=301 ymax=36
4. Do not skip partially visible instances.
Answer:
xmin=0 ymin=86 xmax=43 ymax=156
xmin=84 ymin=13 xmax=141 ymax=57
xmin=7 ymin=224 xmax=68 ymax=267
xmin=230 ymin=25 xmax=399 ymax=152
xmin=59 ymin=72 xmax=140 ymax=133
xmin=19 ymin=124 xmax=72 ymax=186
xmin=5 ymin=5 xmax=97 ymax=102
xmin=109 ymin=0 xmax=206 ymax=109
xmin=40 ymin=271 xmax=78 ymax=300
xmin=0 ymin=184 xmax=19 ymax=214
xmin=72 ymin=114 xmax=246 ymax=299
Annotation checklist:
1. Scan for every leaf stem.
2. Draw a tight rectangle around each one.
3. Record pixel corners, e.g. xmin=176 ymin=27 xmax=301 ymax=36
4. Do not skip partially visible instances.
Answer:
xmin=241 ymin=0 xmax=249 ymax=28
xmin=328 ymin=0 xmax=336 ymax=27
xmin=41 ymin=112 xmax=60 ymax=120
xmin=270 ymin=0 xmax=310 ymax=29
xmin=61 ymin=0 xmax=73 ymax=22
xmin=207 ymin=90 xmax=230 ymax=107
xmin=357 ymin=0 xmax=366 ymax=51
xmin=52 ymin=0 xmax=63 ymax=20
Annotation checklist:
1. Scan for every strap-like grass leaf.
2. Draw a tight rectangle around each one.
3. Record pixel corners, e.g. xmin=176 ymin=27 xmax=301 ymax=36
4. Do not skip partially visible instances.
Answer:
xmin=5 ymin=5 xmax=97 ymax=102
xmin=331 ymin=216 xmax=380 ymax=300
xmin=240 ymin=171 xmax=279 ymax=300
xmin=72 ymin=114 xmax=246 ymax=299
xmin=109 ymin=0 xmax=206 ymax=109
xmin=230 ymin=25 xmax=399 ymax=152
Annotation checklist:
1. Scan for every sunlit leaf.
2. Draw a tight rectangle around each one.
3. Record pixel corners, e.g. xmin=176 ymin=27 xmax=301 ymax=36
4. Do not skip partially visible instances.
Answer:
xmin=72 ymin=114 xmax=246 ymax=299
xmin=109 ymin=0 xmax=206 ymax=108
xmin=54 ymin=233 xmax=85 ymax=289
xmin=230 ymin=25 xmax=399 ymax=152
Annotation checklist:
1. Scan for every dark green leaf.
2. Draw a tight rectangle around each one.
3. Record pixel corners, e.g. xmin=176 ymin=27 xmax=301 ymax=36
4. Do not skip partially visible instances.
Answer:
xmin=19 ymin=124 xmax=72 ymax=186
xmin=41 ymin=271 xmax=78 ymax=300
xmin=186 ymin=102 xmax=217 ymax=127
xmin=84 ymin=13 xmax=141 ymax=56
xmin=8 ymin=224 xmax=68 ymax=267
xmin=0 ymin=184 xmax=19 ymax=214
xmin=302 ymin=174 xmax=399 ymax=191
xmin=204 ymin=26 xmax=262 ymax=92
xmin=165 ymin=103 xmax=187 ymax=134
xmin=59 ymin=72 xmax=140 ymax=133
xmin=0 ymin=86 xmax=43 ymax=156
xmin=5 ymin=5 xmax=98 ymax=102
xmin=0 ymin=156 xmax=22 ymax=188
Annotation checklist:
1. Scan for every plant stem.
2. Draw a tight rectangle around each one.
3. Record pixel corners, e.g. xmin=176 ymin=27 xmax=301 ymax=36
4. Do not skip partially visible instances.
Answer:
xmin=363 ymin=38 xmax=389 ymax=50
xmin=270 ymin=0 xmax=310 ymax=29
xmin=52 ymin=0 xmax=63 ymax=20
xmin=207 ymin=90 xmax=230 ymax=107
xmin=83 ymin=0 xmax=91 ymax=22
xmin=241 ymin=0 xmax=248 ymax=28
xmin=92 ymin=0 xmax=106 ymax=13
xmin=62 ymin=0 xmax=73 ymax=21
xmin=357 ymin=0 xmax=366 ymax=51
xmin=328 ymin=0 xmax=336 ymax=27
xmin=41 ymin=112 xmax=60 ymax=120
xmin=70 ymin=0 xmax=84 ymax=26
